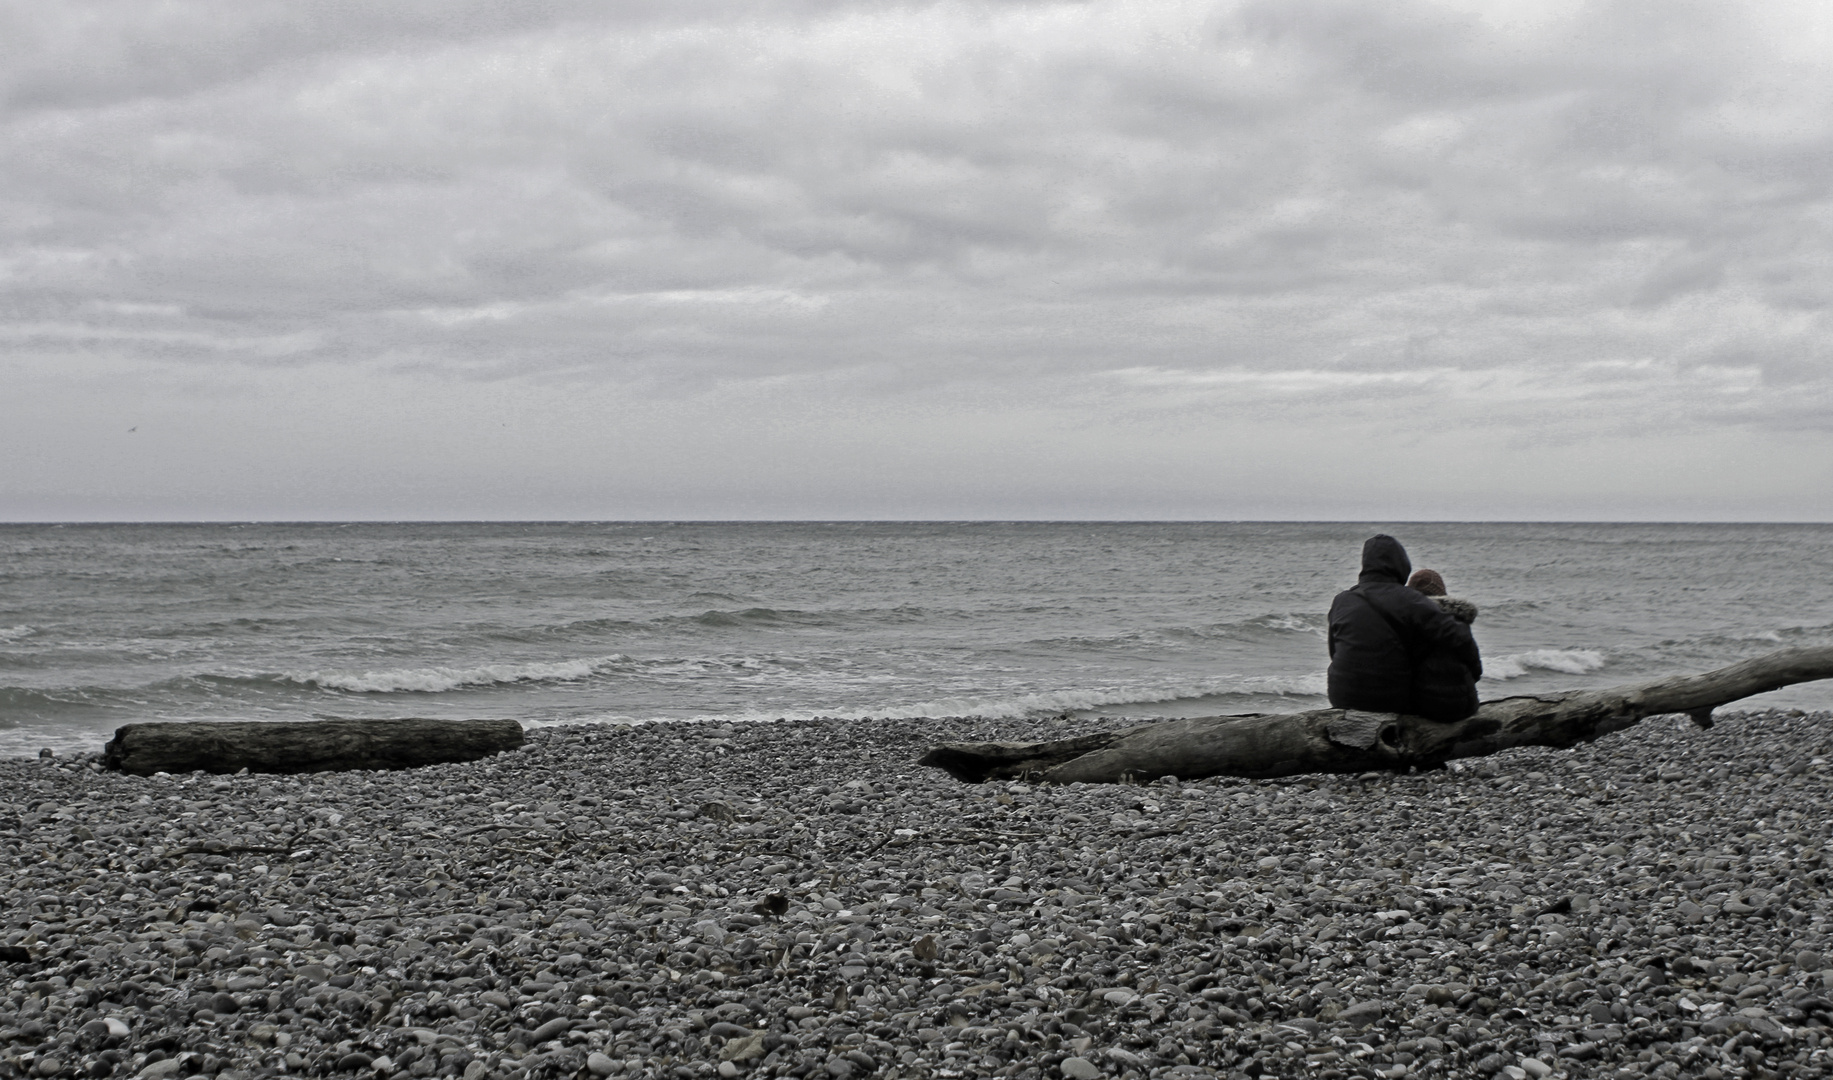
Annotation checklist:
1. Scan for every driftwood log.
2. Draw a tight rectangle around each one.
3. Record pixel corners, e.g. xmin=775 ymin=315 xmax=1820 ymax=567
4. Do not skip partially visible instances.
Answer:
xmin=103 ymin=718 xmax=525 ymax=776
xmin=920 ymin=645 xmax=1833 ymax=785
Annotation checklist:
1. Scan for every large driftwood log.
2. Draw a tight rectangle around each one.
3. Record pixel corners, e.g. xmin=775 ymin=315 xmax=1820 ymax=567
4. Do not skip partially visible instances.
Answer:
xmin=104 ymin=718 xmax=525 ymax=776
xmin=920 ymin=645 xmax=1833 ymax=785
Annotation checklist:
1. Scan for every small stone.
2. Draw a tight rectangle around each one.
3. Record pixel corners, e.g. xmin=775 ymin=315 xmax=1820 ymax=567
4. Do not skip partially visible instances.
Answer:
xmin=337 ymin=1053 xmax=373 ymax=1072
xmin=1061 ymin=1058 xmax=1102 ymax=1080
xmin=530 ymin=1017 xmax=572 ymax=1043
xmin=34 ymin=1056 xmax=62 ymax=1078
xmin=1520 ymin=1058 xmax=1553 ymax=1078
xmin=1336 ymin=1000 xmax=1385 ymax=1027
xmin=720 ymin=1035 xmax=765 ymax=1063
xmin=462 ymin=1062 xmax=488 ymax=1080
xmin=586 ymin=1051 xmax=616 ymax=1076
xmin=1474 ymin=1053 xmax=1507 ymax=1074
xmin=138 ymin=1061 xmax=183 ymax=1080
xmin=718 ymin=1064 xmax=740 ymax=1079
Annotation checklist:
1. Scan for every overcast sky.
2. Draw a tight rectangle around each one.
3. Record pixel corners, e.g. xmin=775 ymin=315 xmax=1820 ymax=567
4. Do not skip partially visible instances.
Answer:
xmin=4 ymin=1 xmax=1831 ymax=521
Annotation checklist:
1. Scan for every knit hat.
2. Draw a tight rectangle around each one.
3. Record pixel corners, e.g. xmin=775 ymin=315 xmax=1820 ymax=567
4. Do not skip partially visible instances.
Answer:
xmin=1407 ymin=568 xmax=1447 ymax=596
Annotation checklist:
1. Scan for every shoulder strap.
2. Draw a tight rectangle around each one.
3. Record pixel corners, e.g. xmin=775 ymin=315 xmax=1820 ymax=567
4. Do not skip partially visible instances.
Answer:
xmin=1352 ymin=586 xmax=1419 ymax=663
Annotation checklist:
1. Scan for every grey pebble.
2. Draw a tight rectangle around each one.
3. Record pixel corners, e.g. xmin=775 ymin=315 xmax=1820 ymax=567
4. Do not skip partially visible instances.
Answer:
xmin=528 ymin=1016 xmax=571 ymax=1044
xmin=4 ymin=708 xmax=1833 ymax=1079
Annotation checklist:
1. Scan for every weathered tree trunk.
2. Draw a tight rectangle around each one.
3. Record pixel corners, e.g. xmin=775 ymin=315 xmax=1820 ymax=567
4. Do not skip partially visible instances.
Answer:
xmin=104 ymin=718 xmax=525 ymax=776
xmin=919 ymin=645 xmax=1833 ymax=785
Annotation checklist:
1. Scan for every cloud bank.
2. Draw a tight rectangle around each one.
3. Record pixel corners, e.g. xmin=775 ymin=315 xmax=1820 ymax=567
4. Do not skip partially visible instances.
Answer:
xmin=4 ymin=0 xmax=1831 ymax=519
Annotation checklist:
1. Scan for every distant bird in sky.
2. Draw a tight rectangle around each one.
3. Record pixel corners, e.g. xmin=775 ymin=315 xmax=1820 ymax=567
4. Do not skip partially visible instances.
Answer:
xmin=128 ymin=427 xmax=136 ymax=432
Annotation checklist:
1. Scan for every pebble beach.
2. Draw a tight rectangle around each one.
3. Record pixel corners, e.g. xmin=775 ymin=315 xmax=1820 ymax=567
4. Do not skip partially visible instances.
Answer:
xmin=5 ymin=709 xmax=1833 ymax=1080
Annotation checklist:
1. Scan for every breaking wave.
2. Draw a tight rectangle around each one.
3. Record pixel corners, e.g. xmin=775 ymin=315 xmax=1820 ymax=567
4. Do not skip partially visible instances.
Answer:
xmin=281 ymin=655 xmax=633 ymax=694
xmin=1482 ymin=648 xmax=1607 ymax=681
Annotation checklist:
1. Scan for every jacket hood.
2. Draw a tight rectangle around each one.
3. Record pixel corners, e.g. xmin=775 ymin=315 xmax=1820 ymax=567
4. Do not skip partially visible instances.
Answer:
xmin=1358 ymin=534 xmax=1412 ymax=585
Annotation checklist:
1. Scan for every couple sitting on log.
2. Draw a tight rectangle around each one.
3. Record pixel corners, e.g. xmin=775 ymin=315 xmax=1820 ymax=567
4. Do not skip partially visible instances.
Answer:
xmin=1326 ymin=534 xmax=1482 ymax=723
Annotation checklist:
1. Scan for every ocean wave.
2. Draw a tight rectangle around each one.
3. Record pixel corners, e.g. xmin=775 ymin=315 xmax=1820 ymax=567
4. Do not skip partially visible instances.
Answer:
xmin=1162 ymin=613 xmax=1329 ymax=641
xmin=281 ymin=655 xmax=634 ymax=694
xmin=0 ymin=684 xmax=136 ymax=717
xmin=0 ymin=625 xmax=35 ymax=642
xmin=1155 ymin=613 xmax=1328 ymax=642
xmin=1032 ymin=613 xmax=1329 ymax=653
xmin=1482 ymin=648 xmax=1607 ymax=681
xmin=556 ymin=671 xmax=1333 ymax=729
xmin=1752 ymin=623 xmax=1833 ymax=643
xmin=895 ymin=672 xmax=1330 ymax=721
xmin=686 ymin=606 xmax=872 ymax=629
xmin=1247 ymin=612 xmax=1330 ymax=635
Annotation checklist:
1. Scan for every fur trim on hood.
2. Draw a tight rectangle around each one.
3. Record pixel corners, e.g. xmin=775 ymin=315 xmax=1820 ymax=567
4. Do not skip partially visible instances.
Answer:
xmin=1432 ymin=595 xmax=1478 ymax=623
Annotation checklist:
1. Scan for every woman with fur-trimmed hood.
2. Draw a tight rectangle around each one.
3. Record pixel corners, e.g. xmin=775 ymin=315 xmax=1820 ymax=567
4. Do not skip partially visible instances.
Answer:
xmin=1404 ymin=568 xmax=1481 ymax=723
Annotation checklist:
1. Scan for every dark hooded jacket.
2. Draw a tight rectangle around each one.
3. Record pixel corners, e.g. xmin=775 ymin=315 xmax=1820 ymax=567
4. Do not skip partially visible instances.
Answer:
xmin=1326 ymin=535 xmax=1482 ymax=720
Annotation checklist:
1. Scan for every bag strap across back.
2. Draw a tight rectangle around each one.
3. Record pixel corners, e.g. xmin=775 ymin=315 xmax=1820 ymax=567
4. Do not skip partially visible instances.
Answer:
xmin=1351 ymin=585 xmax=1420 ymax=665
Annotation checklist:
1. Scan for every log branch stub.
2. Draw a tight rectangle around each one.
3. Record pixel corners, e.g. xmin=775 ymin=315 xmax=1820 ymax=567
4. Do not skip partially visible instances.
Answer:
xmin=103 ymin=718 xmax=525 ymax=776
xmin=917 ymin=644 xmax=1833 ymax=785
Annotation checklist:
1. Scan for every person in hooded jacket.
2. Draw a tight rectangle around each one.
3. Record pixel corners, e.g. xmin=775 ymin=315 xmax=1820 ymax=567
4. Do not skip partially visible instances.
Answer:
xmin=1326 ymin=535 xmax=1482 ymax=721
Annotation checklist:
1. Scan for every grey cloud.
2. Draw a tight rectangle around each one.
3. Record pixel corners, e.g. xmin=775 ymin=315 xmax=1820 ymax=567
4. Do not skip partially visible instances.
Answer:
xmin=3 ymin=0 xmax=1832 ymax=518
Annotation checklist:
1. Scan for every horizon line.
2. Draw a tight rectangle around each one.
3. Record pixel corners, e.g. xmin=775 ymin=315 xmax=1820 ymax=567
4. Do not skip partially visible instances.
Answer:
xmin=4 ymin=517 xmax=1832 ymax=527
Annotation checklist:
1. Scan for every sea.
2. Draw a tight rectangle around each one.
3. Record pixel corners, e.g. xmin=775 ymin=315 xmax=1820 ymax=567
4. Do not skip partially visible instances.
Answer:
xmin=2 ymin=522 xmax=1831 ymax=760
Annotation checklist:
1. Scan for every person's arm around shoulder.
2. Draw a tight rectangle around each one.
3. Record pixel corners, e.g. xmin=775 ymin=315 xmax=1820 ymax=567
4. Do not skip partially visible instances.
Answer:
xmin=1401 ymin=589 xmax=1482 ymax=679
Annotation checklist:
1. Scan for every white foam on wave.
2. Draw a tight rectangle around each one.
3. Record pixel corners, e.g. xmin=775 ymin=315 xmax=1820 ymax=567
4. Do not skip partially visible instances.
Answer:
xmin=287 ymin=655 xmax=631 ymax=694
xmin=0 ymin=625 xmax=35 ymax=643
xmin=1250 ymin=613 xmax=1328 ymax=636
xmin=1482 ymin=648 xmax=1607 ymax=681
